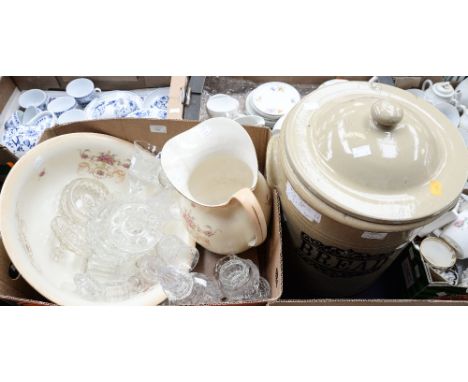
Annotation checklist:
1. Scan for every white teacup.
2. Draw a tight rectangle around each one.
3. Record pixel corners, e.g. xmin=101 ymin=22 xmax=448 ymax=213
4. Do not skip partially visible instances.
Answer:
xmin=422 ymin=80 xmax=458 ymax=105
xmin=22 ymin=106 xmax=40 ymax=125
xmin=57 ymin=109 xmax=88 ymax=125
xmin=66 ymin=78 xmax=101 ymax=106
xmin=47 ymin=96 xmax=76 ymax=117
xmin=233 ymin=114 xmax=265 ymax=127
xmin=440 ymin=208 xmax=468 ymax=259
xmin=18 ymin=89 xmax=48 ymax=110
xmin=27 ymin=111 xmax=57 ymax=131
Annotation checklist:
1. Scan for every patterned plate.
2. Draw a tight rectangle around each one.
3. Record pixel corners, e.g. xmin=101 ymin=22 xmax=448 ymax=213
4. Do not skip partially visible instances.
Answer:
xmin=142 ymin=88 xmax=170 ymax=119
xmin=126 ymin=108 xmax=168 ymax=119
xmin=85 ymin=91 xmax=143 ymax=120
xmin=143 ymin=88 xmax=170 ymax=110
xmin=250 ymin=82 xmax=300 ymax=118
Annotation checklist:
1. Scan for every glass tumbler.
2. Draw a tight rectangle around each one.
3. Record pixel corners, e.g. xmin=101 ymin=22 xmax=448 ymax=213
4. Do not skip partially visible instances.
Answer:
xmin=59 ymin=178 xmax=110 ymax=224
xmin=214 ymin=255 xmax=260 ymax=301
xmin=127 ymin=140 xmax=162 ymax=197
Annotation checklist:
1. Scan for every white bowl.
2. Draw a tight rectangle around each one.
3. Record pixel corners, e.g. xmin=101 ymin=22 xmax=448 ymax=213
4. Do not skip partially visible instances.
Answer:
xmin=206 ymin=94 xmax=239 ymax=118
xmin=233 ymin=114 xmax=265 ymax=127
xmin=0 ymin=133 xmax=193 ymax=305
xmin=57 ymin=109 xmax=88 ymax=125
xmin=47 ymin=96 xmax=76 ymax=117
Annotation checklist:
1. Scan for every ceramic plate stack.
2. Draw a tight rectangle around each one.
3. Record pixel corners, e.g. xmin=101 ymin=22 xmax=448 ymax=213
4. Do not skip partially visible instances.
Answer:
xmin=245 ymin=82 xmax=300 ymax=128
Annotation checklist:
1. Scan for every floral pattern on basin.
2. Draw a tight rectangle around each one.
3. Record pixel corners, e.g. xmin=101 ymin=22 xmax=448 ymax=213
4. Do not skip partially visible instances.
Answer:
xmin=77 ymin=149 xmax=131 ymax=182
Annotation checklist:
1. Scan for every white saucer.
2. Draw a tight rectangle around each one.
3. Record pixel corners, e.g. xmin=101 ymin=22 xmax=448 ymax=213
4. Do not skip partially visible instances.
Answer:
xmin=250 ymin=82 xmax=300 ymax=118
xmin=420 ymin=236 xmax=457 ymax=270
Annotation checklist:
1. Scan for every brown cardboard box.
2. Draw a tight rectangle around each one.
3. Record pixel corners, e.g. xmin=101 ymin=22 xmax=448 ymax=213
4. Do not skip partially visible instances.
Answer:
xmin=11 ymin=76 xmax=173 ymax=91
xmin=198 ymin=76 xmax=446 ymax=120
xmin=200 ymin=76 xmax=467 ymax=306
xmin=0 ymin=118 xmax=283 ymax=306
xmin=231 ymin=76 xmax=443 ymax=88
xmin=0 ymin=76 xmax=189 ymax=144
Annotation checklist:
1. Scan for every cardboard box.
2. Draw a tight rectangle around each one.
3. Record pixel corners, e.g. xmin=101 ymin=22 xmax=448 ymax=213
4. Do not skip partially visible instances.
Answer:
xmin=391 ymin=244 xmax=468 ymax=301
xmin=0 ymin=76 xmax=189 ymax=155
xmin=268 ymin=230 xmax=468 ymax=306
xmin=0 ymin=118 xmax=283 ymax=306
xmin=198 ymin=76 xmax=446 ymax=120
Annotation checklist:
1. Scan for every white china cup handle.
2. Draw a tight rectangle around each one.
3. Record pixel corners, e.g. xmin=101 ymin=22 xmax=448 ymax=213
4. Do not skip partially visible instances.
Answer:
xmin=95 ymin=88 xmax=102 ymax=94
xmin=453 ymin=89 xmax=462 ymax=106
xmin=457 ymin=104 xmax=467 ymax=116
xmin=422 ymin=79 xmax=433 ymax=91
xmin=368 ymin=76 xmax=379 ymax=84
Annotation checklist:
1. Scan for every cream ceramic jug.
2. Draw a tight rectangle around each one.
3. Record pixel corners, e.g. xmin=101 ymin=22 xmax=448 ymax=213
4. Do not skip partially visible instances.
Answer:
xmin=267 ymin=81 xmax=468 ymax=297
xmin=161 ymin=117 xmax=272 ymax=255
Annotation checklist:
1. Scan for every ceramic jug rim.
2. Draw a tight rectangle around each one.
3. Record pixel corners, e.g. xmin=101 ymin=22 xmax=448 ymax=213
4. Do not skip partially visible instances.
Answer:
xmin=161 ymin=117 xmax=259 ymax=207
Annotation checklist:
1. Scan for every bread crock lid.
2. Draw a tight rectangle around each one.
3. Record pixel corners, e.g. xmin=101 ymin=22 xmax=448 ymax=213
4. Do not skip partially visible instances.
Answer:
xmin=282 ymin=81 xmax=468 ymax=224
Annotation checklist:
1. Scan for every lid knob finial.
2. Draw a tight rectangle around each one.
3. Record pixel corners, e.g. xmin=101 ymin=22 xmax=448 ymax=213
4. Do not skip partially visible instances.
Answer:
xmin=371 ymin=99 xmax=404 ymax=130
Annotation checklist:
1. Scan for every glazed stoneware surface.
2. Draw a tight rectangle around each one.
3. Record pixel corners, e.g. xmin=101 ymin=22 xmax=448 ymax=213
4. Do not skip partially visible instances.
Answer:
xmin=0 ymin=133 xmax=193 ymax=305
xmin=266 ymin=81 xmax=468 ymax=296
xmin=282 ymin=81 xmax=467 ymax=224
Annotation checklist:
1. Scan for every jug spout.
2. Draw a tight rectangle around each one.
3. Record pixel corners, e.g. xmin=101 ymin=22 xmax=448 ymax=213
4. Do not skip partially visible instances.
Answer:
xmin=161 ymin=117 xmax=259 ymax=207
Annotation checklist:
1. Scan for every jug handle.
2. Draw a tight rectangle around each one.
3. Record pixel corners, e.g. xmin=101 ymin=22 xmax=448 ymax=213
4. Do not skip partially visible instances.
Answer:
xmin=232 ymin=188 xmax=268 ymax=246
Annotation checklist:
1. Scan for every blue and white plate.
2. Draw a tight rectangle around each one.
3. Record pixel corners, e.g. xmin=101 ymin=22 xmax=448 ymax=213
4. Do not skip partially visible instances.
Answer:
xmin=84 ymin=91 xmax=143 ymax=120
xmin=142 ymin=88 xmax=170 ymax=119
xmin=126 ymin=108 xmax=168 ymax=119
